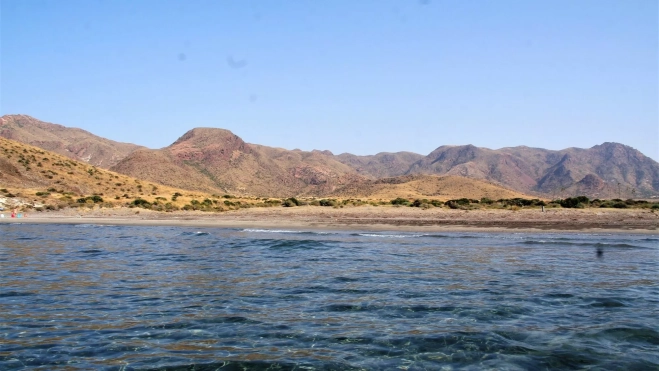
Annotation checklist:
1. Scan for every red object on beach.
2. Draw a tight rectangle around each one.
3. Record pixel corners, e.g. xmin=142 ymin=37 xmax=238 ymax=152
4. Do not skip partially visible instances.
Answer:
xmin=11 ymin=212 xmax=15 ymax=218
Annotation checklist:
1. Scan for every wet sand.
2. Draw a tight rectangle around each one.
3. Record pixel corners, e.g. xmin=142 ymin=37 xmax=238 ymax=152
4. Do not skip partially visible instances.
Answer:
xmin=2 ymin=206 xmax=657 ymax=234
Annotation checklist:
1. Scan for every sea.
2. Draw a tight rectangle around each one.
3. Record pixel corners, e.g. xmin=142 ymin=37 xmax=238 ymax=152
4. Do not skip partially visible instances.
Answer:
xmin=0 ymin=223 xmax=657 ymax=370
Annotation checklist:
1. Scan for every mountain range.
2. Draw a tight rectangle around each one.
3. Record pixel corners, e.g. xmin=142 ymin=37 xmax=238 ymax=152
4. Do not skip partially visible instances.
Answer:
xmin=2 ymin=114 xmax=658 ymax=199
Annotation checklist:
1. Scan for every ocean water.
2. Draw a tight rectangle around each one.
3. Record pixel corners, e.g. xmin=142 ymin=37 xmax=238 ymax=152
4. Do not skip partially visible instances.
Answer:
xmin=0 ymin=224 xmax=657 ymax=370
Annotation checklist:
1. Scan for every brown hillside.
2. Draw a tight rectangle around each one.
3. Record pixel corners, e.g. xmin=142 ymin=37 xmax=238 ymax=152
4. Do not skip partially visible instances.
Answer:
xmin=406 ymin=144 xmax=659 ymax=198
xmin=0 ymin=136 xmax=208 ymax=206
xmin=335 ymin=151 xmax=424 ymax=178
xmin=0 ymin=115 xmax=143 ymax=168
xmin=331 ymin=174 xmax=535 ymax=200
xmin=4 ymin=115 xmax=658 ymax=199
xmin=407 ymin=145 xmax=548 ymax=194
xmin=111 ymin=128 xmax=366 ymax=197
xmin=109 ymin=148 xmax=220 ymax=193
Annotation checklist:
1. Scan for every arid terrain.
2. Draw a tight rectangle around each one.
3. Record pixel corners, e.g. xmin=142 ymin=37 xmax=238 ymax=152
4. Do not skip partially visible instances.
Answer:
xmin=1 ymin=115 xmax=658 ymax=233
xmin=2 ymin=114 xmax=658 ymax=199
xmin=0 ymin=114 xmax=142 ymax=168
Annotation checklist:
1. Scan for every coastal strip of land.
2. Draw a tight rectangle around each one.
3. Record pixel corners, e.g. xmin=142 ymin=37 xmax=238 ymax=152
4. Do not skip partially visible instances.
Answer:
xmin=1 ymin=206 xmax=657 ymax=234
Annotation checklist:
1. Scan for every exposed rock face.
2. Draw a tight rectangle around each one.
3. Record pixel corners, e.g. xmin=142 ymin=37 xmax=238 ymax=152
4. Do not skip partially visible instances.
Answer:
xmin=4 ymin=114 xmax=658 ymax=198
xmin=399 ymin=143 xmax=659 ymax=198
xmin=0 ymin=115 xmax=143 ymax=168
xmin=111 ymin=128 xmax=365 ymax=197
xmin=335 ymin=151 xmax=425 ymax=178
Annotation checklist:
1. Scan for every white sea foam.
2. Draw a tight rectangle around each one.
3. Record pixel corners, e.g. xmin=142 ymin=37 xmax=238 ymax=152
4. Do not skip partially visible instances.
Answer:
xmin=242 ymin=229 xmax=300 ymax=234
xmin=358 ymin=233 xmax=423 ymax=238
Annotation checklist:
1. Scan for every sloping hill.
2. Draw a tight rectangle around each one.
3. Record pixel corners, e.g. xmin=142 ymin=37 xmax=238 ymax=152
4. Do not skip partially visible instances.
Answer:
xmin=0 ymin=136 xmax=201 ymax=204
xmin=4 ymin=114 xmax=658 ymax=199
xmin=111 ymin=128 xmax=365 ymax=197
xmin=406 ymin=145 xmax=554 ymax=195
xmin=0 ymin=115 xmax=143 ymax=168
xmin=335 ymin=152 xmax=424 ymax=178
xmin=405 ymin=143 xmax=659 ymax=198
xmin=534 ymin=143 xmax=659 ymax=198
xmin=331 ymin=174 xmax=535 ymax=200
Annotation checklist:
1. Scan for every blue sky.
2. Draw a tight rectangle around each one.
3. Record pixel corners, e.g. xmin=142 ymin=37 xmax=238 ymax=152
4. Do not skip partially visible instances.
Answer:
xmin=1 ymin=0 xmax=657 ymax=160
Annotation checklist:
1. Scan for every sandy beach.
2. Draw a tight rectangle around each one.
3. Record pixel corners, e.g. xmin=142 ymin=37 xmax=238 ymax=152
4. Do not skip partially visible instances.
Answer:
xmin=2 ymin=206 xmax=657 ymax=234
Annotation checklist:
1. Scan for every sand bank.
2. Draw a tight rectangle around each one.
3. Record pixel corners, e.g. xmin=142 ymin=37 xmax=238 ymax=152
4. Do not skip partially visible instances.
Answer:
xmin=1 ymin=206 xmax=657 ymax=234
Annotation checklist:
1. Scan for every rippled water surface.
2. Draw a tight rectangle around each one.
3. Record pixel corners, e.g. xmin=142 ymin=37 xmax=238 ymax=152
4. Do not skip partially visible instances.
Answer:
xmin=1 ymin=224 xmax=658 ymax=370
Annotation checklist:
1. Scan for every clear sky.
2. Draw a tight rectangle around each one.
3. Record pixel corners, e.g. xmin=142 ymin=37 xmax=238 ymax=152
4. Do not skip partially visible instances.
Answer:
xmin=1 ymin=0 xmax=657 ymax=160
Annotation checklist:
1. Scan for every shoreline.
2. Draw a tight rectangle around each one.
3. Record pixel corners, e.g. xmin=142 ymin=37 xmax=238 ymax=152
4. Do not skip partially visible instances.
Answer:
xmin=1 ymin=206 xmax=657 ymax=234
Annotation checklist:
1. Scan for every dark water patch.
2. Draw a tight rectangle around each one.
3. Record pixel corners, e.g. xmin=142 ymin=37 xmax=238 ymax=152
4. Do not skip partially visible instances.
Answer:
xmin=0 ymin=291 xmax=35 ymax=298
xmin=536 ymin=348 xmax=603 ymax=369
xmin=241 ymin=229 xmax=340 ymax=237
xmin=197 ymin=316 xmax=260 ymax=324
xmin=590 ymin=326 xmax=659 ymax=345
xmin=153 ymin=253 xmax=191 ymax=261
xmin=268 ymin=239 xmax=329 ymax=250
xmin=584 ymin=297 xmax=628 ymax=308
xmin=334 ymin=276 xmax=360 ymax=282
xmin=14 ymin=236 xmax=40 ymax=240
xmin=331 ymin=288 xmax=373 ymax=294
xmin=545 ymin=292 xmax=575 ymax=298
xmin=297 ymin=230 xmax=340 ymax=236
xmin=407 ymin=304 xmax=460 ymax=312
xmin=514 ymin=269 xmax=546 ymax=277
xmin=79 ymin=249 xmax=104 ymax=254
xmin=381 ymin=332 xmax=536 ymax=356
xmin=395 ymin=292 xmax=428 ymax=298
xmin=426 ymin=233 xmax=480 ymax=239
xmin=324 ymin=303 xmax=380 ymax=312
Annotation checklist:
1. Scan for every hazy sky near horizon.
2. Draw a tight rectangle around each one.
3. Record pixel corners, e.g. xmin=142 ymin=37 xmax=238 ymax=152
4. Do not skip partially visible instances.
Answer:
xmin=1 ymin=0 xmax=658 ymax=160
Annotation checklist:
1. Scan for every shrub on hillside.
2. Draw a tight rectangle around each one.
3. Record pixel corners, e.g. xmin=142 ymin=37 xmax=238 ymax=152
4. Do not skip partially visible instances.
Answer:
xmin=77 ymin=195 xmax=104 ymax=204
xmin=480 ymin=197 xmax=495 ymax=205
xmin=282 ymin=198 xmax=299 ymax=207
xmin=446 ymin=198 xmax=470 ymax=207
xmin=391 ymin=198 xmax=409 ymax=206
xmin=319 ymin=199 xmax=337 ymax=207
xmin=411 ymin=199 xmax=434 ymax=209
xmin=265 ymin=199 xmax=281 ymax=206
xmin=131 ymin=198 xmax=151 ymax=208
xmin=560 ymin=196 xmax=589 ymax=208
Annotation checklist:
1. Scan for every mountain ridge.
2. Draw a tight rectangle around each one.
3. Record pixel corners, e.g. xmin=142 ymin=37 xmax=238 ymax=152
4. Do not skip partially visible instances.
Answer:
xmin=2 ymin=115 xmax=657 ymax=198
xmin=0 ymin=114 xmax=143 ymax=167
